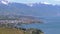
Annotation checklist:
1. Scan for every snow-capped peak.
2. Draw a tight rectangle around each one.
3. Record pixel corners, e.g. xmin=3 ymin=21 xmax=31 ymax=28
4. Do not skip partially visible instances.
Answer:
xmin=26 ymin=2 xmax=56 ymax=7
xmin=40 ymin=2 xmax=51 ymax=5
xmin=0 ymin=0 xmax=10 ymax=5
xmin=40 ymin=2 xmax=56 ymax=6
xmin=26 ymin=3 xmax=34 ymax=7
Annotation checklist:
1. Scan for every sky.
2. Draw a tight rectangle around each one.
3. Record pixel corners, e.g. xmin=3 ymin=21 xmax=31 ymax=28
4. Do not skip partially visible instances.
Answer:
xmin=6 ymin=0 xmax=60 ymax=5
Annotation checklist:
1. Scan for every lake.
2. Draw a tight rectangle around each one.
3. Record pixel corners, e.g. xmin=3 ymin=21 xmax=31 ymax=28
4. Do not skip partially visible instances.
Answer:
xmin=18 ymin=17 xmax=60 ymax=34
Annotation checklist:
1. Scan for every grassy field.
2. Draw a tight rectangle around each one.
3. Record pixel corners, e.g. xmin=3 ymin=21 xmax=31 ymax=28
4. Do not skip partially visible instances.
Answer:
xmin=0 ymin=28 xmax=24 ymax=34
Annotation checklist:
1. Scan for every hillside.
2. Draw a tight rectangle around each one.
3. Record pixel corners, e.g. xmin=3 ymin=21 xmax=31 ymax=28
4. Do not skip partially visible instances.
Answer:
xmin=0 ymin=28 xmax=23 ymax=34
xmin=0 ymin=27 xmax=44 ymax=34
xmin=0 ymin=28 xmax=24 ymax=34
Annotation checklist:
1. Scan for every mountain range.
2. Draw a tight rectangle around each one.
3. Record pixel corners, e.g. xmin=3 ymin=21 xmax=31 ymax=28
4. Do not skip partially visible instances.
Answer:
xmin=0 ymin=0 xmax=60 ymax=17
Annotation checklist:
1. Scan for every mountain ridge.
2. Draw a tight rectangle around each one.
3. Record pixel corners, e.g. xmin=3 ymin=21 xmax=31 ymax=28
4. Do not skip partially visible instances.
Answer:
xmin=0 ymin=2 xmax=60 ymax=17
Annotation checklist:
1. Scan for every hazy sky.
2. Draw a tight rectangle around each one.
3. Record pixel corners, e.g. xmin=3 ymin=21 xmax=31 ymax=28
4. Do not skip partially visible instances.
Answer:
xmin=8 ymin=0 xmax=60 ymax=5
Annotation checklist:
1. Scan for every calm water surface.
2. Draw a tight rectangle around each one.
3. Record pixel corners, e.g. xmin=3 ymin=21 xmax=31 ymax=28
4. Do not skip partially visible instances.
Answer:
xmin=19 ymin=17 xmax=60 ymax=34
